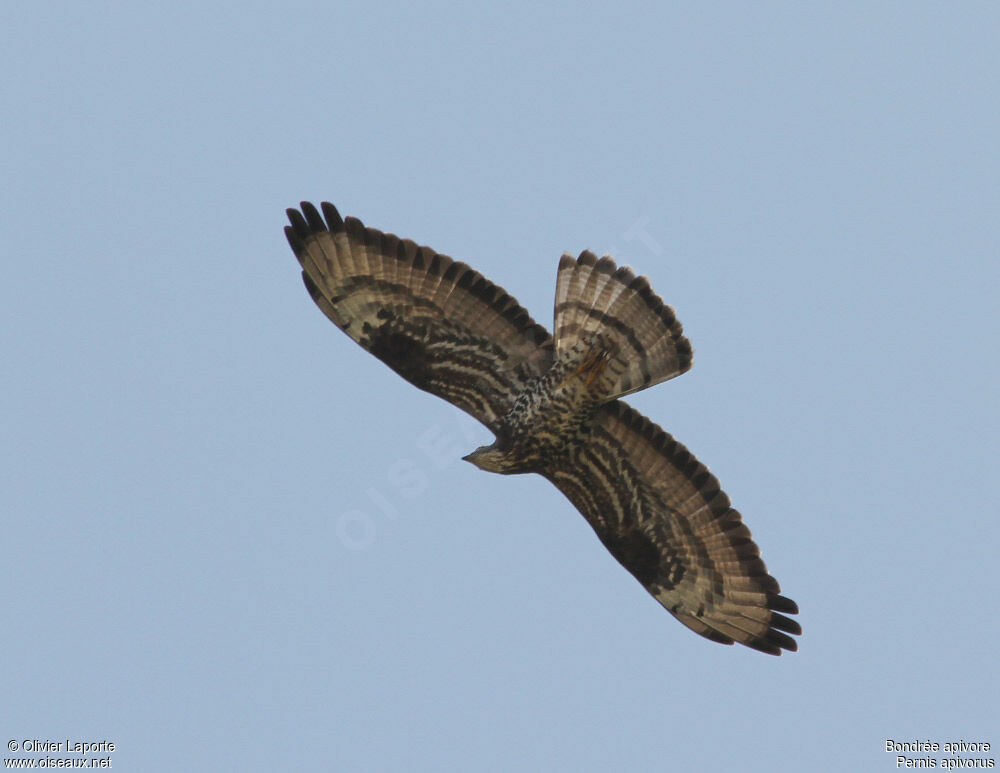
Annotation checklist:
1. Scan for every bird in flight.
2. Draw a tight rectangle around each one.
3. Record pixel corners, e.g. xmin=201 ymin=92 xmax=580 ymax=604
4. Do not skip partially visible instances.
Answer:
xmin=285 ymin=202 xmax=800 ymax=654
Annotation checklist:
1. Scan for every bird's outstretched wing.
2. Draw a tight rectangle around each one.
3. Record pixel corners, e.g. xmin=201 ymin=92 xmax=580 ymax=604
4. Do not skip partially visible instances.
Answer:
xmin=542 ymin=400 xmax=800 ymax=654
xmin=285 ymin=202 xmax=554 ymax=430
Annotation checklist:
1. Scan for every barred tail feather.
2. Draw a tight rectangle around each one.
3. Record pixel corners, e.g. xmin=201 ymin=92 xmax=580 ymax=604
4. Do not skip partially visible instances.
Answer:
xmin=553 ymin=251 xmax=693 ymax=399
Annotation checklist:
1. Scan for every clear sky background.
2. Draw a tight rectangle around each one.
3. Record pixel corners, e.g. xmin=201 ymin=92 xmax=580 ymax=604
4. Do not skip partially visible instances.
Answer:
xmin=3 ymin=3 xmax=997 ymax=771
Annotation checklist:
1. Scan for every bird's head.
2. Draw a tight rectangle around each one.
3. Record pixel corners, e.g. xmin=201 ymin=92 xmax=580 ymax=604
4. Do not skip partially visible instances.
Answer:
xmin=462 ymin=444 xmax=512 ymax=474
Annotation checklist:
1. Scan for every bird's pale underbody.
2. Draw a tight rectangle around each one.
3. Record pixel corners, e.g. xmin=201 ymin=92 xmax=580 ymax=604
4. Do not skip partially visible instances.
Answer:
xmin=285 ymin=202 xmax=800 ymax=655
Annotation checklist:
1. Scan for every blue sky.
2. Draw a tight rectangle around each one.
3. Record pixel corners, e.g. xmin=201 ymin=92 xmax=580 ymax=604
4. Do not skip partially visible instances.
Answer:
xmin=3 ymin=2 xmax=997 ymax=771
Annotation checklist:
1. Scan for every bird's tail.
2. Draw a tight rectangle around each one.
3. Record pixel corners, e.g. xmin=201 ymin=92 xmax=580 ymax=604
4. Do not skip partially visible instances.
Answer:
xmin=552 ymin=252 xmax=692 ymax=401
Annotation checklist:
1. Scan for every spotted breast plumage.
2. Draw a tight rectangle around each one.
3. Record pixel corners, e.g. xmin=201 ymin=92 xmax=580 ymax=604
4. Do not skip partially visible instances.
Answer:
xmin=285 ymin=202 xmax=800 ymax=655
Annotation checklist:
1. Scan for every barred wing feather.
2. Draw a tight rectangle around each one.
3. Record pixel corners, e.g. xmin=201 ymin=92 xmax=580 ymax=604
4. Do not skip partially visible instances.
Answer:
xmin=285 ymin=202 xmax=554 ymax=431
xmin=542 ymin=400 xmax=800 ymax=655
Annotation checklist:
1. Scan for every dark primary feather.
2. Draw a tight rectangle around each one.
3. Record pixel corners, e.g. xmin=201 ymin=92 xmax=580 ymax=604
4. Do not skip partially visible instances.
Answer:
xmin=286 ymin=202 xmax=800 ymax=654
